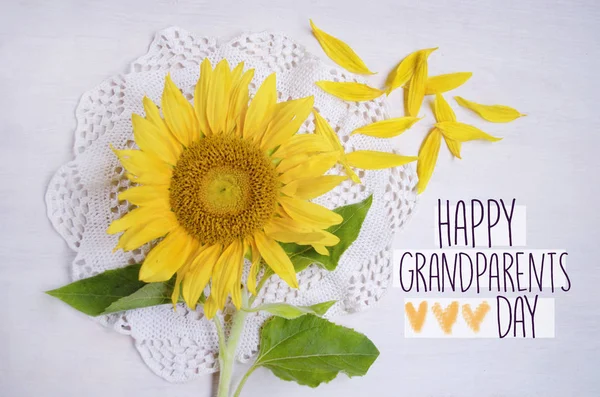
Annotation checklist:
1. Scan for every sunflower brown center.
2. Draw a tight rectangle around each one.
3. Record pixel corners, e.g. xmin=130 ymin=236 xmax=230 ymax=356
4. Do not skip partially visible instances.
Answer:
xmin=169 ymin=134 xmax=278 ymax=245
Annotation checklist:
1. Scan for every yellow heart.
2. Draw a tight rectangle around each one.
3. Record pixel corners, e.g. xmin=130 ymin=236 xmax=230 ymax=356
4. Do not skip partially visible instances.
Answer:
xmin=405 ymin=301 xmax=428 ymax=333
xmin=432 ymin=301 xmax=459 ymax=334
xmin=462 ymin=301 xmax=491 ymax=333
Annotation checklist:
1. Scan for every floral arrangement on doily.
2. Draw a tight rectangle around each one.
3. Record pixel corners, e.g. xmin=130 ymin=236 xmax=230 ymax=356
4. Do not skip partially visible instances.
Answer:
xmin=46 ymin=22 xmax=523 ymax=396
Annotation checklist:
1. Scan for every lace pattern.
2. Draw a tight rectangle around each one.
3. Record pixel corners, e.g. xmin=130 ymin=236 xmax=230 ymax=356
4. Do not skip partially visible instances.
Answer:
xmin=45 ymin=27 xmax=417 ymax=382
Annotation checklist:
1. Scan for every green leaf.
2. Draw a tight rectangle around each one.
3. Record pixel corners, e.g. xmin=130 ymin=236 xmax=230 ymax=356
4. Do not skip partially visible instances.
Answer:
xmin=102 ymin=279 xmax=174 ymax=314
xmin=254 ymin=314 xmax=379 ymax=387
xmin=281 ymin=194 xmax=373 ymax=272
xmin=248 ymin=300 xmax=336 ymax=319
xmin=46 ymin=264 xmax=146 ymax=316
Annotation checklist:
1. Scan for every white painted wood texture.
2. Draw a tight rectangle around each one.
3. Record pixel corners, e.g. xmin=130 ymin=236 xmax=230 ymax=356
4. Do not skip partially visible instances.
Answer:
xmin=1 ymin=0 xmax=599 ymax=395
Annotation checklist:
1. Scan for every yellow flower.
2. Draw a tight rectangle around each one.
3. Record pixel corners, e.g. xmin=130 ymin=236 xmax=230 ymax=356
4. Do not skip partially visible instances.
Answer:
xmin=108 ymin=59 xmax=344 ymax=317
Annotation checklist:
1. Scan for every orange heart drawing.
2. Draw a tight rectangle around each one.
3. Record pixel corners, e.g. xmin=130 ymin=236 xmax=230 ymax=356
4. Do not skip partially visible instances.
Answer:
xmin=432 ymin=301 xmax=459 ymax=334
xmin=405 ymin=301 xmax=428 ymax=333
xmin=462 ymin=301 xmax=491 ymax=333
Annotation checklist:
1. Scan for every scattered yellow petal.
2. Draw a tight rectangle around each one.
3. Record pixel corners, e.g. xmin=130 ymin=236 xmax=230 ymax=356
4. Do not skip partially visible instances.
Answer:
xmin=316 ymin=81 xmax=384 ymax=102
xmin=351 ymin=117 xmax=421 ymax=138
xmin=345 ymin=150 xmax=418 ymax=169
xmin=455 ymin=96 xmax=525 ymax=123
xmin=385 ymin=48 xmax=437 ymax=94
xmin=424 ymin=72 xmax=472 ymax=95
xmin=406 ymin=52 xmax=428 ymax=117
xmin=417 ymin=129 xmax=442 ymax=194
xmin=443 ymin=136 xmax=462 ymax=159
xmin=309 ymin=19 xmax=374 ymax=75
xmin=432 ymin=93 xmax=456 ymax=122
xmin=435 ymin=121 xmax=502 ymax=142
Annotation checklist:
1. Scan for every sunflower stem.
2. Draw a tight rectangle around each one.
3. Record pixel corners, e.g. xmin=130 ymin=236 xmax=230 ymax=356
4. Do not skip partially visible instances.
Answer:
xmin=216 ymin=298 xmax=248 ymax=397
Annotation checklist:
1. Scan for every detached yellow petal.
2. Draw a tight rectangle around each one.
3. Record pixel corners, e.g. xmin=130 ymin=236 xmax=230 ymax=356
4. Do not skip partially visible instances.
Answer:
xmin=444 ymin=136 xmax=462 ymax=159
xmin=385 ymin=48 xmax=437 ymax=94
xmin=406 ymin=53 xmax=428 ymax=116
xmin=435 ymin=121 xmax=502 ymax=142
xmin=316 ymin=81 xmax=384 ymax=102
xmin=432 ymin=93 xmax=456 ymax=122
xmin=351 ymin=117 xmax=421 ymax=138
xmin=345 ymin=150 xmax=418 ymax=169
xmin=455 ymin=96 xmax=525 ymax=123
xmin=310 ymin=19 xmax=374 ymax=75
xmin=254 ymin=231 xmax=298 ymax=289
xmin=424 ymin=72 xmax=472 ymax=95
xmin=194 ymin=58 xmax=212 ymax=135
xmin=280 ymin=175 xmax=347 ymax=200
xmin=417 ymin=129 xmax=442 ymax=194
xmin=162 ymin=74 xmax=199 ymax=146
xmin=244 ymin=73 xmax=277 ymax=140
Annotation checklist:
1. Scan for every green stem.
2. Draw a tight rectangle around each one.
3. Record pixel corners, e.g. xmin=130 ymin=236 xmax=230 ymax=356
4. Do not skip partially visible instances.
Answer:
xmin=233 ymin=366 xmax=257 ymax=397
xmin=216 ymin=305 xmax=248 ymax=397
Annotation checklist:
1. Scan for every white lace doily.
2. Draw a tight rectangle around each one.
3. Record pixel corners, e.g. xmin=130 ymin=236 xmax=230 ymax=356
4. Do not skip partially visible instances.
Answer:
xmin=45 ymin=27 xmax=417 ymax=382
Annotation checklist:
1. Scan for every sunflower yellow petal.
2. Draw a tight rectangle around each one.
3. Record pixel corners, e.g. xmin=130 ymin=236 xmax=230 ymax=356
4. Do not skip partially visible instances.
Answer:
xmin=385 ymin=48 xmax=437 ymax=94
xmin=309 ymin=19 xmax=374 ymax=75
xmin=272 ymin=134 xmax=331 ymax=159
xmin=312 ymin=110 xmax=343 ymax=152
xmin=211 ymin=240 xmax=244 ymax=308
xmin=279 ymin=152 xmax=339 ymax=184
xmin=312 ymin=244 xmax=329 ymax=256
xmin=432 ymin=93 xmax=456 ymax=122
xmin=139 ymin=228 xmax=196 ymax=282
xmin=194 ymin=58 xmax=213 ymax=135
xmin=254 ymin=231 xmax=298 ymax=289
xmin=132 ymin=114 xmax=179 ymax=165
xmin=203 ymin=295 xmax=218 ymax=319
xmin=266 ymin=228 xmax=340 ymax=246
xmin=435 ymin=121 xmax=502 ymax=142
xmin=162 ymin=74 xmax=199 ymax=146
xmin=117 ymin=185 xmax=170 ymax=207
xmin=345 ymin=150 xmax=418 ymax=169
xmin=182 ymin=244 xmax=222 ymax=309
xmin=112 ymin=146 xmax=172 ymax=185
xmin=244 ymin=73 xmax=277 ymax=140
xmin=406 ymin=53 xmax=428 ymax=116
xmin=316 ymin=81 xmax=384 ymax=102
xmin=247 ymin=239 xmax=261 ymax=296
xmin=171 ymin=249 xmax=199 ymax=307
xmin=107 ymin=205 xmax=169 ymax=235
xmin=115 ymin=213 xmax=178 ymax=252
xmin=262 ymin=96 xmax=314 ymax=150
xmin=351 ymin=117 xmax=421 ymax=138
xmin=142 ymin=97 xmax=182 ymax=157
xmin=454 ymin=96 xmax=525 ymax=123
xmin=227 ymin=68 xmax=255 ymax=135
xmin=424 ymin=72 xmax=472 ymax=95
xmin=417 ymin=129 xmax=442 ymax=194
xmin=279 ymin=196 xmax=343 ymax=228
xmin=280 ymin=175 xmax=347 ymax=200
xmin=206 ymin=59 xmax=233 ymax=135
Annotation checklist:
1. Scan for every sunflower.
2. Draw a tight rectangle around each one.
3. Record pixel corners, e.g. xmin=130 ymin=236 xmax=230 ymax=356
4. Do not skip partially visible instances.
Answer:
xmin=107 ymin=59 xmax=348 ymax=318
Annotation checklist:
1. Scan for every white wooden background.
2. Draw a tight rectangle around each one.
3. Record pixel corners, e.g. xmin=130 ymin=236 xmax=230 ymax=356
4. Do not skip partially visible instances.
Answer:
xmin=1 ymin=0 xmax=599 ymax=396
